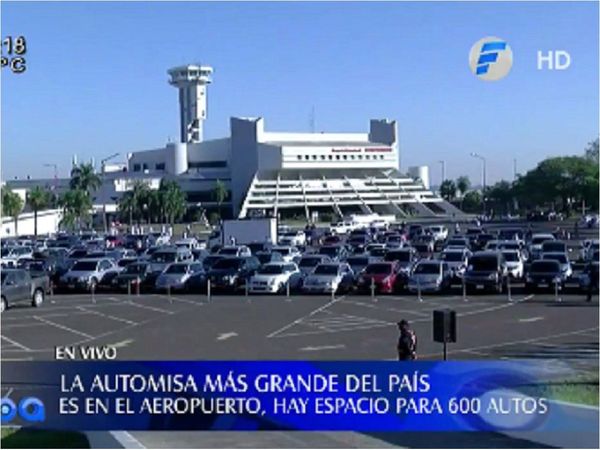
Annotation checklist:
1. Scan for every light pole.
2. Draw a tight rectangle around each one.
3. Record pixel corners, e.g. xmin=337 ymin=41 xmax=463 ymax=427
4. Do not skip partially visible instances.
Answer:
xmin=100 ymin=153 xmax=120 ymax=233
xmin=470 ymin=152 xmax=487 ymax=215
xmin=513 ymin=158 xmax=518 ymax=181
xmin=438 ymin=160 xmax=446 ymax=187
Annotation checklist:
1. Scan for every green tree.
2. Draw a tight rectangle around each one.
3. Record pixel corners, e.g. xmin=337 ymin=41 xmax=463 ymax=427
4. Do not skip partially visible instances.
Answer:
xmin=59 ymin=189 xmax=92 ymax=231
xmin=212 ymin=179 xmax=228 ymax=218
xmin=26 ymin=186 xmax=50 ymax=237
xmin=117 ymin=181 xmax=152 ymax=225
xmin=455 ymin=176 xmax=471 ymax=209
xmin=70 ymin=163 xmax=101 ymax=193
xmin=462 ymin=191 xmax=482 ymax=214
xmin=439 ymin=179 xmax=457 ymax=201
xmin=159 ymin=179 xmax=187 ymax=225
xmin=2 ymin=187 xmax=24 ymax=236
xmin=485 ymin=181 xmax=514 ymax=216
xmin=584 ymin=138 xmax=599 ymax=162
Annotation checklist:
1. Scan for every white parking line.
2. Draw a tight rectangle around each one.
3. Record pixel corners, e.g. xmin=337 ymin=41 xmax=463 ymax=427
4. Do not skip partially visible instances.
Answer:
xmin=339 ymin=299 xmax=430 ymax=317
xmin=34 ymin=316 xmax=94 ymax=339
xmin=155 ymin=294 xmax=203 ymax=306
xmin=266 ymin=295 xmax=346 ymax=338
xmin=1 ymin=335 xmax=32 ymax=352
xmin=125 ymin=301 xmax=173 ymax=314
xmin=77 ymin=307 xmax=138 ymax=325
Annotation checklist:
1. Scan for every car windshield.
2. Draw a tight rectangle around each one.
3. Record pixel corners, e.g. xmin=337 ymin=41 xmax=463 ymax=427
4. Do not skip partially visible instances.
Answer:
xmin=365 ymin=263 xmax=392 ymax=275
xmin=272 ymin=248 xmax=291 ymax=255
xmin=27 ymin=262 xmax=46 ymax=271
xmin=502 ymin=252 xmax=519 ymax=262
xmin=220 ymin=248 xmax=239 ymax=255
xmin=386 ymin=251 xmax=411 ymax=262
xmin=347 ymin=257 xmax=369 ymax=266
xmin=531 ymin=261 xmax=560 ymax=272
xmin=470 ymin=256 xmax=498 ymax=271
xmin=532 ymin=236 xmax=552 ymax=244
xmin=166 ymin=264 xmax=188 ymax=274
xmin=314 ymin=265 xmax=339 ymax=275
xmin=256 ymin=254 xmax=273 ymax=264
xmin=71 ymin=261 xmax=98 ymax=271
xmin=443 ymin=253 xmax=464 ymax=262
xmin=448 ymin=239 xmax=466 ymax=246
xmin=257 ymin=265 xmax=284 ymax=275
xmin=544 ymin=254 xmax=567 ymax=264
xmin=125 ymin=264 xmax=147 ymax=274
xmin=299 ymin=257 xmax=322 ymax=267
xmin=1 ymin=249 xmax=10 ymax=257
xmin=69 ymin=250 xmax=88 ymax=258
xmin=319 ymin=247 xmax=339 ymax=256
xmin=151 ymin=252 xmax=177 ymax=263
xmin=543 ymin=243 xmax=565 ymax=252
xmin=213 ymin=259 xmax=243 ymax=270
xmin=414 ymin=263 xmax=440 ymax=274
xmin=1 ymin=273 xmax=6 ymax=282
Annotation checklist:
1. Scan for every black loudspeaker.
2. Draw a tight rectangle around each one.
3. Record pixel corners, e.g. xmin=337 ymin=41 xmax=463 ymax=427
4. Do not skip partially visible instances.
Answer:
xmin=433 ymin=309 xmax=457 ymax=343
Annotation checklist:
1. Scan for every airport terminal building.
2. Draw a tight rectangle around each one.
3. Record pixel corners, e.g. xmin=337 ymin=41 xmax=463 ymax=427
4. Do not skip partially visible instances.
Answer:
xmin=6 ymin=64 xmax=461 ymax=222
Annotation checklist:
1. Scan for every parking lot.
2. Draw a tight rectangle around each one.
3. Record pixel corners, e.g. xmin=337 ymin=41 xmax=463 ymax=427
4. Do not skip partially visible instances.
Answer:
xmin=2 ymin=288 xmax=597 ymax=375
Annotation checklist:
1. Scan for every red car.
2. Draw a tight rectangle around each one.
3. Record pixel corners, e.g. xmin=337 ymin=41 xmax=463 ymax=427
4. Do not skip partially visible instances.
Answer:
xmin=356 ymin=261 xmax=400 ymax=294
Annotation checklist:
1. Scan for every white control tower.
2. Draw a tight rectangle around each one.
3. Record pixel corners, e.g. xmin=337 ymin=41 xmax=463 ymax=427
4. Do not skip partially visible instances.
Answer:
xmin=168 ymin=64 xmax=213 ymax=143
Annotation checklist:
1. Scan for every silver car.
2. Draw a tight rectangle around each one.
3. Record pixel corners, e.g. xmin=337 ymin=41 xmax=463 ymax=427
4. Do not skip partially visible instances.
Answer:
xmin=408 ymin=260 xmax=452 ymax=293
xmin=59 ymin=258 xmax=117 ymax=291
xmin=302 ymin=263 xmax=354 ymax=294
xmin=155 ymin=262 xmax=204 ymax=291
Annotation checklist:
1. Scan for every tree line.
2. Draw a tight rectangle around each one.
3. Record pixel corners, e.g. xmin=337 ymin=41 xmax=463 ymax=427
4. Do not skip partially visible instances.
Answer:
xmin=438 ymin=139 xmax=599 ymax=216
xmin=2 ymin=162 xmax=231 ymax=236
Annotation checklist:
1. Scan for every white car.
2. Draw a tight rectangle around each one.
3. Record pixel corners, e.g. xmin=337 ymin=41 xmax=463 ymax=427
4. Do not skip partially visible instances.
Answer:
xmin=278 ymin=230 xmax=306 ymax=247
xmin=428 ymin=225 xmax=448 ymax=242
xmin=541 ymin=252 xmax=573 ymax=279
xmin=270 ymin=246 xmax=301 ymax=263
xmin=583 ymin=239 xmax=599 ymax=262
xmin=1 ymin=246 xmax=34 ymax=268
xmin=330 ymin=221 xmax=359 ymax=235
xmin=248 ymin=262 xmax=300 ymax=294
xmin=218 ymin=245 xmax=252 ymax=257
xmin=174 ymin=238 xmax=203 ymax=250
xmin=501 ymin=250 xmax=524 ymax=279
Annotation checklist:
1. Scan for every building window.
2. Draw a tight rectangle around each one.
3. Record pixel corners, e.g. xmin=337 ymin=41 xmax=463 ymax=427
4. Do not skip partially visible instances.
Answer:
xmin=320 ymin=155 xmax=325 ymax=160
xmin=156 ymin=163 xmax=165 ymax=171
xmin=343 ymin=155 xmax=347 ymax=160
xmin=297 ymin=155 xmax=302 ymax=160
xmin=142 ymin=163 xmax=148 ymax=171
xmin=336 ymin=155 xmax=340 ymax=160
xmin=304 ymin=155 xmax=310 ymax=160
xmin=312 ymin=155 xmax=317 ymax=160
xmin=350 ymin=155 xmax=355 ymax=160
xmin=328 ymin=155 xmax=333 ymax=160
xmin=188 ymin=161 xmax=227 ymax=168
xmin=133 ymin=164 xmax=141 ymax=172
xmin=365 ymin=155 xmax=370 ymax=160
xmin=358 ymin=155 xmax=363 ymax=160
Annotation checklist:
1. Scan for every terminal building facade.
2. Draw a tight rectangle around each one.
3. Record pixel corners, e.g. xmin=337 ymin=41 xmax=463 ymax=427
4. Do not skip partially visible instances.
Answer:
xmin=6 ymin=64 xmax=461 ymax=223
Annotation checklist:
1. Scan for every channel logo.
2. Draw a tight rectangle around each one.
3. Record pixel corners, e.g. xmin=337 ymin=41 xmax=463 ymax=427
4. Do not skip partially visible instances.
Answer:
xmin=1 ymin=397 xmax=45 ymax=424
xmin=469 ymin=36 xmax=513 ymax=81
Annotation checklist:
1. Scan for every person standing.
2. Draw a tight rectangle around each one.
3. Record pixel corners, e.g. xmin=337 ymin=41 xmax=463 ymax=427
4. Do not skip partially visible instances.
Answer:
xmin=397 ymin=320 xmax=418 ymax=361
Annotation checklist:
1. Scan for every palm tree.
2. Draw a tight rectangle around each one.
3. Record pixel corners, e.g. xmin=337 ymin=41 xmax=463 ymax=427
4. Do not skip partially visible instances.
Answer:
xmin=439 ymin=179 xmax=457 ymax=202
xmin=70 ymin=162 xmax=101 ymax=193
xmin=213 ymin=179 xmax=227 ymax=219
xmin=456 ymin=176 xmax=471 ymax=209
xmin=2 ymin=187 xmax=24 ymax=236
xmin=27 ymin=186 xmax=50 ymax=237
xmin=59 ymin=189 xmax=92 ymax=231
xmin=160 ymin=179 xmax=187 ymax=225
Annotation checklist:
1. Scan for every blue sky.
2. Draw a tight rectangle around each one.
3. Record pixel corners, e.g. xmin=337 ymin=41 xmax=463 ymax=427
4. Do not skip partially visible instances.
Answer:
xmin=1 ymin=1 xmax=598 ymax=185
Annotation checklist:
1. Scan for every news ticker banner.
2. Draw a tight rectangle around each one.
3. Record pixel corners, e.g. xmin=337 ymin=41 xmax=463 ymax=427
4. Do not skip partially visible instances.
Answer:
xmin=0 ymin=361 xmax=593 ymax=432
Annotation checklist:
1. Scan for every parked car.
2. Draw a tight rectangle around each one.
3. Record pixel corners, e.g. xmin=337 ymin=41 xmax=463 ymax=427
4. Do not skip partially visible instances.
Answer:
xmin=355 ymin=262 xmax=400 ymax=294
xmin=302 ymin=263 xmax=354 ymax=294
xmin=112 ymin=262 xmax=156 ymax=292
xmin=541 ymin=241 xmax=568 ymax=257
xmin=1 ymin=268 xmax=49 ymax=312
xmin=255 ymin=251 xmax=284 ymax=266
xmin=317 ymin=245 xmax=348 ymax=262
xmin=525 ymin=260 xmax=566 ymax=292
xmin=384 ymin=248 xmax=418 ymax=275
xmin=345 ymin=255 xmax=375 ymax=278
xmin=445 ymin=237 xmax=471 ymax=251
xmin=155 ymin=262 xmax=204 ymax=291
xmin=58 ymin=258 xmax=117 ymax=291
xmin=528 ymin=233 xmax=555 ymax=260
xmin=296 ymin=254 xmax=332 ymax=276
xmin=148 ymin=247 xmax=193 ymax=274
xmin=407 ymin=260 xmax=452 ymax=294
xmin=441 ymin=249 xmax=470 ymax=280
xmin=218 ymin=245 xmax=252 ymax=257
xmin=427 ymin=225 xmax=448 ymax=242
xmin=278 ymin=230 xmax=306 ymax=247
xmin=501 ymin=250 xmax=524 ymax=279
xmin=463 ymin=251 xmax=507 ymax=294
xmin=542 ymin=252 xmax=573 ymax=279
xmin=207 ymin=256 xmax=261 ymax=292
xmin=270 ymin=246 xmax=301 ymax=263
xmin=248 ymin=262 xmax=301 ymax=294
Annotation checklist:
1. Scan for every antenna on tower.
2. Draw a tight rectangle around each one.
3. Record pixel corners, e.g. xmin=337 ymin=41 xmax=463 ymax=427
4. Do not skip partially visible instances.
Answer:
xmin=309 ymin=106 xmax=315 ymax=133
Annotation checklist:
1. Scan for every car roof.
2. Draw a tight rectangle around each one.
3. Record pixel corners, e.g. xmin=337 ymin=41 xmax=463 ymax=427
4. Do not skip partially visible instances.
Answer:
xmin=75 ymin=258 xmax=104 ymax=263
